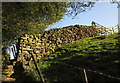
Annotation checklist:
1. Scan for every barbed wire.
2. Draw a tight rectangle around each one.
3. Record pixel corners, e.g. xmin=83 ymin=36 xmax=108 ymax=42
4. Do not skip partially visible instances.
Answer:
xmin=54 ymin=61 xmax=120 ymax=81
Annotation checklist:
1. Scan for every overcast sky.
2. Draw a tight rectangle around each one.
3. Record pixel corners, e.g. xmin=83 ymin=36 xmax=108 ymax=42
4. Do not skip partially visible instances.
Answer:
xmin=45 ymin=2 xmax=118 ymax=30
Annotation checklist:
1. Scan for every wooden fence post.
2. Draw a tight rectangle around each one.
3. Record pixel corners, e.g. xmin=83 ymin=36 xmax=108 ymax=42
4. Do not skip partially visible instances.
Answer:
xmin=84 ymin=69 xmax=88 ymax=83
xmin=112 ymin=27 xmax=114 ymax=34
xmin=29 ymin=51 xmax=45 ymax=83
xmin=118 ymin=24 xmax=120 ymax=33
xmin=81 ymin=69 xmax=88 ymax=83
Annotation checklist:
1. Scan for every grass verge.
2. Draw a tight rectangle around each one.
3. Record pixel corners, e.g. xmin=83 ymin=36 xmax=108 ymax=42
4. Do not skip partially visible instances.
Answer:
xmin=30 ymin=33 xmax=120 ymax=83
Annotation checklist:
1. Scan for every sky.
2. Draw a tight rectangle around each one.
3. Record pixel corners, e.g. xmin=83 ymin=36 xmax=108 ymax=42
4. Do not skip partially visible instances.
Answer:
xmin=45 ymin=2 xmax=118 ymax=31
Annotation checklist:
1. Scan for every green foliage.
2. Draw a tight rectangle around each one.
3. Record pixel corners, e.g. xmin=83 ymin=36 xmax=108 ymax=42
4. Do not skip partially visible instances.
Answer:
xmin=31 ymin=33 xmax=120 ymax=82
xmin=2 ymin=2 xmax=68 ymax=44
xmin=2 ymin=2 xmax=96 ymax=44
xmin=67 ymin=2 xmax=95 ymax=18
xmin=2 ymin=48 xmax=10 ymax=70
xmin=2 ymin=2 xmax=96 ymax=47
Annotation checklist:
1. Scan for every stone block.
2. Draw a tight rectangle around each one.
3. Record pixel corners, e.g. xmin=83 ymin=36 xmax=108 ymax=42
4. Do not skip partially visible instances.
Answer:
xmin=34 ymin=50 xmax=40 ymax=54
xmin=23 ymin=51 xmax=29 ymax=54
xmin=22 ymin=48 xmax=33 ymax=51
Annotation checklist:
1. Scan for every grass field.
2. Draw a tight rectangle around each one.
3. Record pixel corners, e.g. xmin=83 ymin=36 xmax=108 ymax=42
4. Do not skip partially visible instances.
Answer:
xmin=29 ymin=33 xmax=120 ymax=83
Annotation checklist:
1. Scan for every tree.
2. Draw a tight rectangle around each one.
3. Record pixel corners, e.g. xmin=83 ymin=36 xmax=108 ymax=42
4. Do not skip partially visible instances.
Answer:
xmin=67 ymin=2 xmax=95 ymax=18
xmin=2 ymin=2 xmax=95 ymax=46
xmin=2 ymin=2 xmax=68 ymax=45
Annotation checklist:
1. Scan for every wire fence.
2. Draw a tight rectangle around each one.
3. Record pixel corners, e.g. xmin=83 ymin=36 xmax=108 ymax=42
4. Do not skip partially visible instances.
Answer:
xmin=26 ymin=51 xmax=120 ymax=83
xmin=56 ymin=61 xmax=120 ymax=82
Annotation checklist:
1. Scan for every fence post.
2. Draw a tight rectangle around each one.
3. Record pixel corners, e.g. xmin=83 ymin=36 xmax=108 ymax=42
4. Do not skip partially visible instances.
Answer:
xmin=81 ymin=69 xmax=88 ymax=83
xmin=29 ymin=51 xmax=45 ymax=83
xmin=118 ymin=24 xmax=120 ymax=33
xmin=112 ymin=27 xmax=114 ymax=34
xmin=84 ymin=69 xmax=88 ymax=83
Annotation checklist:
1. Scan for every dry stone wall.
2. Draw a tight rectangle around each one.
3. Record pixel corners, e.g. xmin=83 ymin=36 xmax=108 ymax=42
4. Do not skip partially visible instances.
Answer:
xmin=17 ymin=25 xmax=98 ymax=65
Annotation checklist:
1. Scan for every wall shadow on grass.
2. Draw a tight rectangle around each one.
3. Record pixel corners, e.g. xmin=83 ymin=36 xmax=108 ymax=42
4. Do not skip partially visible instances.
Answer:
xmin=42 ymin=50 xmax=120 ymax=83
xmin=11 ymin=62 xmax=41 ymax=83
xmin=42 ymin=34 xmax=120 ymax=83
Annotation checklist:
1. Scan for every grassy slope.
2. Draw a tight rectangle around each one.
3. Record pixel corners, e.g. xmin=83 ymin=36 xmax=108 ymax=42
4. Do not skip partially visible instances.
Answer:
xmin=30 ymin=33 xmax=120 ymax=83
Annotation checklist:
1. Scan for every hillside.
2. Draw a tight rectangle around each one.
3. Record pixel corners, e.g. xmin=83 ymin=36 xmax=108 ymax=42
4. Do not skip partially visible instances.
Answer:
xmin=29 ymin=33 xmax=120 ymax=83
